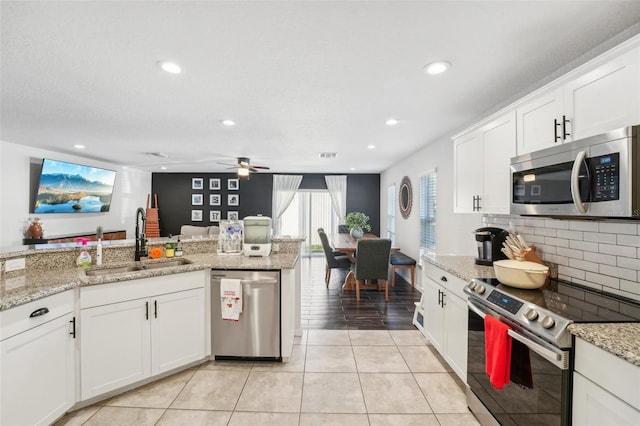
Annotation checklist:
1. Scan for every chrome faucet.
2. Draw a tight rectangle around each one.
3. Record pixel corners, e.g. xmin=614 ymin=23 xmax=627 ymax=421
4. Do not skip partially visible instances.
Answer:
xmin=135 ymin=207 xmax=148 ymax=261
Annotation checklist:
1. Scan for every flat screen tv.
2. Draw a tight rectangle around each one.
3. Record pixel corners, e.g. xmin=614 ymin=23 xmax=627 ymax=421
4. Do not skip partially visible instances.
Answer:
xmin=33 ymin=159 xmax=117 ymax=213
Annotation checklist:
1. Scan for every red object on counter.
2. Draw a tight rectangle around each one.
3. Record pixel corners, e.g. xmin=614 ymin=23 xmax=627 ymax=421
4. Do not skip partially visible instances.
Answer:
xmin=485 ymin=314 xmax=512 ymax=389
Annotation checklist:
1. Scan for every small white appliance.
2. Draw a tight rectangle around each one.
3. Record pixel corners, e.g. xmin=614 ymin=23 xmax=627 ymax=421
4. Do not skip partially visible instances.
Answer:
xmin=242 ymin=216 xmax=272 ymax=257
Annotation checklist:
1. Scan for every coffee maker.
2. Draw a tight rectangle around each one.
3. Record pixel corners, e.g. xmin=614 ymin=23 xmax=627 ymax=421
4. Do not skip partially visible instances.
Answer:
xmin=474 ymin=227 xmax=509 ymax=265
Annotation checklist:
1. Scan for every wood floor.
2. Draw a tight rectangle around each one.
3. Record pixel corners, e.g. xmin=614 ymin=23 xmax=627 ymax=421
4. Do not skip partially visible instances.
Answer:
xmin=299 ymin=256 xmax=422 ymax=330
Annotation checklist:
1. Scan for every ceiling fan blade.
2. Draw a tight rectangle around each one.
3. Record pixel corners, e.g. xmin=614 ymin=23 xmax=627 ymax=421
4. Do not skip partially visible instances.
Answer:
xmin=250 ymin=165 xmax=270 ymax=170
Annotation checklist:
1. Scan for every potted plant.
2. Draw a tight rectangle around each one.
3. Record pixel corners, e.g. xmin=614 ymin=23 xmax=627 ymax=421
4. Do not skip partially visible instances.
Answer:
xmin=345 ymin=212 xmax=371 ymax=240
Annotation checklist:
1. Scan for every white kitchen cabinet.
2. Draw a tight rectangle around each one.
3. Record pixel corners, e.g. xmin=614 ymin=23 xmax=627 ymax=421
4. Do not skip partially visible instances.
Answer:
xmin=572 ymin=337 xmax=640 ymax=425
xmin=80 ymin=271 xmax=206 ymax=400
xmin=1 ymin=291 xmax=75 ymax=426
xmin=453 ymin=110 xmax=516 ymax=214
xmin=419 ymin=262 xmax=468 ymax=382
xmin=516 ymin=46 xmax=640 ymax=155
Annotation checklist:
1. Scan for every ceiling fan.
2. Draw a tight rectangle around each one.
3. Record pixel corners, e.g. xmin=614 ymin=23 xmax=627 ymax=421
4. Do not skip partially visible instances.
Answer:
xmin=217 ymin=157 xmax=271 ymax=176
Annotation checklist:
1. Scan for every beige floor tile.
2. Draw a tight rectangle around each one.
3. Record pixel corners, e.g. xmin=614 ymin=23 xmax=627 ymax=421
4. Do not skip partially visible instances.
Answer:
xmin=307 ymin=329 xmax=351 ymax=345
xmin=305 ymin=345 xmax=357 ymax=372
xmin=83 ymin=406 xmax=164 ymax=426
xmin=228 ymin=411 xmax=300 ymax=426
xmin=294 ymin=330 xmax=308 ymax=345
xmin=170 ymin=370 xmax=249 ymax=410
xmin=352 ymin=345 xmax=409 ymax=373
xmin=156 ymin=409 xmax=232 ymax=425
xmin=368 ymin=413 xmax=440 ymax=425
xmin=200 ymin=359 xmax=254 ymax=371
xmin=398 ymin=345 xmax=450 ymax=373
xmin=235 ymin=371 xmax=303 ymax=412
xmin=107 ymin=369 xmax=195 ymax=408
xmin=359 ymin=373 xmax=432 ymax=414
xmin=389 ymin=330 xmax=428 ymax=346
xmin=348 ymin=330 xmax=394 ymax=345
xmin=301 ymin=372 xmax=366 ymax=413
xmin=414 ymin=373 xmax=468 ymax=413
xmin=53 ymin=405 xmax=101 ymax=426
xmin=299 ymin=413 xmax=369 ymax=425
xmin=436 ymin=413 xmax=481 ymax=426
xmin=252 ymin=343 xmax=306 ymax=372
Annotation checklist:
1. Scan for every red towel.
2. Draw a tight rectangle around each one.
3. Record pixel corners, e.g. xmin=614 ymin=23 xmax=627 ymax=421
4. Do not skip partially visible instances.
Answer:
xmin=485 ymin=314 xmax=512 ymax=389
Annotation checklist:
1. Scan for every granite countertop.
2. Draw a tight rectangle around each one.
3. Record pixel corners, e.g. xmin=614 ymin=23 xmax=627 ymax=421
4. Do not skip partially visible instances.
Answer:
xmin=0 ymin=252 xmax=299 ymax=311
xmin=422 ymin=253 xmax=640 ymax=367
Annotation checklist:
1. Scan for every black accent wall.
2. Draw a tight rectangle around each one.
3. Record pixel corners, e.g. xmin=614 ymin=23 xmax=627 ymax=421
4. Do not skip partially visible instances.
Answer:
xmin=152 ymin=173 xmax=380 ymax=237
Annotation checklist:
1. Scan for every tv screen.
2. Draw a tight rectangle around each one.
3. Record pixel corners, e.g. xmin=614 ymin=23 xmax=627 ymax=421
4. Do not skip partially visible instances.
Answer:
xmin=33 ymin=159 xmax=117 ymax=213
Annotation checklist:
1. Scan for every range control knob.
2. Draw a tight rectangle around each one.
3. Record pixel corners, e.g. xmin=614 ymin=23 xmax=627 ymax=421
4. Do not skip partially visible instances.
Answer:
xmin=524 ymin=308 xmax=539 ymax=321
xmin=468 ymin=282 xmax=477 ymax=291
xmin=541 ymin=316 xmax=556 ymax=329
xmin=475 ymin=285 xmax=486 ymax=295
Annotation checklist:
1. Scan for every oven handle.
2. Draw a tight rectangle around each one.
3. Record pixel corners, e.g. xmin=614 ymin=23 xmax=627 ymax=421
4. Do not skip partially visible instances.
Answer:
xmin=468 ymin=301 xmax=568 ymax=369
xmin=571 ymin=150 xmax=588 ymax=213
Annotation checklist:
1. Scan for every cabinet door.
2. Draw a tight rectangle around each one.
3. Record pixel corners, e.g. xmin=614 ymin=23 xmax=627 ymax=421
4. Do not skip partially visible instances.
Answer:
xmin=481 ymin=111 xmax=516 ymax=214
xmin=453 ymin=130 xmax=483 ymax=213
xmin=443 ymin=292 xmax=468 ymax=382
xmin=151 ymin=288 xmax=205 ymax=375
xmin=573 ymin=372 xmax=640 ymax=425
xmin=516 ymin=87 xmax=564 ymax=155
xmin=1 ymin=313 xmax=75 ymax=426
xmin=81 ymin=298 xmax=151 ymax=399
xmin=565 ymin=47 xmax=640 ymax=141
xmin=421 ymin=275 xmax=444 ymax=352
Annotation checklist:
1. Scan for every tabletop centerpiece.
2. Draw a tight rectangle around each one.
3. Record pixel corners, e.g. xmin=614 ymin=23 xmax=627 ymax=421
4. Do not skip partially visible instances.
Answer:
xmin=345 ymin=212 xmax=371 ymax=240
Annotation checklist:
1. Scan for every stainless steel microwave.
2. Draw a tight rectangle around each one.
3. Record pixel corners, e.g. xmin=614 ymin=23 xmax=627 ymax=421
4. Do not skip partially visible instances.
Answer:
xmin=510 ymin=125 xmax=640 ymax=218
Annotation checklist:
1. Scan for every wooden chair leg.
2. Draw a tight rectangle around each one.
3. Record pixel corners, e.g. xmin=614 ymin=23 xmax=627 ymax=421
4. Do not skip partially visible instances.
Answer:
xmin=327 ymin=268 xmax=332 ymax=287
xmin=356 ymin=279 xmax=361 ymax=301
xmin=391 ymin=265 xmax=396 ymax=287
xmin=384 ymin=279 xmax=388 ymax=301
xmin=410 ymin=265 xmax=415 ymax=287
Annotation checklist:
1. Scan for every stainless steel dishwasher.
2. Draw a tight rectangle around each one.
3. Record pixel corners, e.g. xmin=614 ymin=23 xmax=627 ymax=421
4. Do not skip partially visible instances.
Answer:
xmin=211 ymin=269 xmax=281 ymax=361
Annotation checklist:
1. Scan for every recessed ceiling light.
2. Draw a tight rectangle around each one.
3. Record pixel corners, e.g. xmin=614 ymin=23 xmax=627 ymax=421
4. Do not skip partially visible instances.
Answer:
xmin=221 ymin=119 xmax=236 ymax=126
xmin=158 ymin=61 xmax=182 ymax=74
xmin=385 ymin=119 xmax=399 ymax=126
xmin=367 ymin=144 xmax=376 ymax=149
xmin=424 ymin=61 xmax=451 ymax=75
xmin=74 ymin=144 xmax=85 ymax=149
xmin=350 ymin=167 xmax=356 ymax=171
xmin=160 ymin=166 xmax=167 ymax=170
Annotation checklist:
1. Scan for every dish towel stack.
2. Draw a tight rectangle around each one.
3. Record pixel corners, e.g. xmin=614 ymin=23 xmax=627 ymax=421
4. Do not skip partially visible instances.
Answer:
xmin=220 ymin=278 xmax=242 ymax=321
xmin=485 ymin=314 xmax=512 ymax=389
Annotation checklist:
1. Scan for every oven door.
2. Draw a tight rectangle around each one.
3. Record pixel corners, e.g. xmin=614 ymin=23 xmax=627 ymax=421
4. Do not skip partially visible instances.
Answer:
xmin=466 ymin=300 xmax=571 ymax=426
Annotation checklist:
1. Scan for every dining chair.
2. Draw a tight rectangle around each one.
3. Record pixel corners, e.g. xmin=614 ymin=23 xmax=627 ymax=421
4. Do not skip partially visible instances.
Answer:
xmin=354 ymin=238 xmax=392 ymax=301
xmin=318 ymin=230 xmax=352 ymax=287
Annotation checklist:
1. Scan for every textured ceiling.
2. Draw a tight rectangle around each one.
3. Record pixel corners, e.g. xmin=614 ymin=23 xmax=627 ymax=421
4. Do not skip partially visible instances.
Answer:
xmin=2 ymin=1 xmax=640 ymax=173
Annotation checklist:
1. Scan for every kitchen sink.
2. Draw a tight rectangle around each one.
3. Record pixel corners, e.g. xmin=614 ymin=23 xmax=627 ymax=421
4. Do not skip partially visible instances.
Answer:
xmin=142 ymin=259 xmax=192 ymax=269
xmin=85 ymin=265 xmax=143 ymax=276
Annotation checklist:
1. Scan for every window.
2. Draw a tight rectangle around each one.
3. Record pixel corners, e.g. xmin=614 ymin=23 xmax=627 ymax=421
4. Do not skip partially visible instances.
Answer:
xmin=387 ymin=184 xmax=396 ymax=244
xmin=420 ymin=170 xmax=437 ymax=258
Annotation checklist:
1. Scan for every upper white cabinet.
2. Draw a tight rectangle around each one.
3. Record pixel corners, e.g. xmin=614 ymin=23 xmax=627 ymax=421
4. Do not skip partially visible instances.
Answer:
xmin=517 ymin=45 xmax=640 ymax=155
xmin=454 ymin=110 xmax=516 ymax=214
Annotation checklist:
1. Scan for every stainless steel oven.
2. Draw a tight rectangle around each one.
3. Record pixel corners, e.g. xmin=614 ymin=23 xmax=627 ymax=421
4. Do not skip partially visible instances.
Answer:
xmin=510 ymin=125 xmax=640 ymax=218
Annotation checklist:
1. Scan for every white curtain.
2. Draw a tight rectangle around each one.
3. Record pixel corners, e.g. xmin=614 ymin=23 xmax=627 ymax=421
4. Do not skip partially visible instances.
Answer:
xmin=272 ymin=174 xmax=303 ymax=235
xmin=325 ymin=175 xmax=347 ymax=225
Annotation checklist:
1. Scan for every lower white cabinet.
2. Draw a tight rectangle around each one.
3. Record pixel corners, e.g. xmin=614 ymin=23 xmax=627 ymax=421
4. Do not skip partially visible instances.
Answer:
xmin=0 ymin=291 xmax=75 ymax=426
xmin=420 ymin=262 xmax=468 ymax=381
xmin=572 ymin=337 xmax=640 ymax=425
xmin=80 ymin=271 xmax=206 ymax=399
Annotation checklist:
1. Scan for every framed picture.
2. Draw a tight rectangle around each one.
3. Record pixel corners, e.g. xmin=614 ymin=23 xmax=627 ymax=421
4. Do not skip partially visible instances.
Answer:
xmin=228 ymin=194 xmax=239 ymax=206
xmin=228 ymin=178 xmax=239 ymax=190
xmin=191 ymin=194 xmax=203 ymax=206
xmin=209 ymin=194 xmax=221 ymax=206
xmin=227 ymin=211 xmax=239 ymax=220
xmin=209 ymin=210 xmax=221 ymax=222
xmin=192 ymin=177 xmax=203 ymax=190
xmin=191 ymin=210 xmax=203 ymax=222
xmin=209 ymin=178 xmax=221 ymax=190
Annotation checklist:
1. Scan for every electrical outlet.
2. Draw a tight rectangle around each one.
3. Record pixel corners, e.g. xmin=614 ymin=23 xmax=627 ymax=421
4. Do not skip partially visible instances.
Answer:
xmin=5 ymin=258 xmax=26 ymax=272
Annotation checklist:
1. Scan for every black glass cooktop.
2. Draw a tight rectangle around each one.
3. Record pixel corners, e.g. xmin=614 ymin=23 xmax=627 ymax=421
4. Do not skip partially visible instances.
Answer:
xmin=476 ymin=278 xmax=640 ymax=323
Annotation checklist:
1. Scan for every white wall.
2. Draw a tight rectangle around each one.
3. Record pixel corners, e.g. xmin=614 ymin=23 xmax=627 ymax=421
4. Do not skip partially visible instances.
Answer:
xmin=0 ymin=141 xmax=151 ymax=248
xmin=380 ymin=136 xmax=481 ymax=263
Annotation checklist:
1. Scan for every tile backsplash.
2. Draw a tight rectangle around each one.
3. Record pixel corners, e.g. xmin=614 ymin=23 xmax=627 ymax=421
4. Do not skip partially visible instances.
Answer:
xmin=483 ymin=215 xmax=640 ymax=302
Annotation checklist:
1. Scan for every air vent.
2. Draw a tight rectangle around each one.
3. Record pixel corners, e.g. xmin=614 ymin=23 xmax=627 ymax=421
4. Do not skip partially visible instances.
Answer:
xmin=145 ymin=152 xmax=169 ymax=158
xmin=319 ymin=152 xmax=337 ymax=159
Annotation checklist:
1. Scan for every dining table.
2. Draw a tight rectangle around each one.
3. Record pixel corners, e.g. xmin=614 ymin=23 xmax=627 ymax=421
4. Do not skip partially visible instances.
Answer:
xmin=332 ymin=233 xmax=399 ymax=291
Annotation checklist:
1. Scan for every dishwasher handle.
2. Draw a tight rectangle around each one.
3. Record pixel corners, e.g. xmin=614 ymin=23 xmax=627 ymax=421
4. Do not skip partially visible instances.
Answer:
xmin=211 ymin=275 xmax=278 ymax=285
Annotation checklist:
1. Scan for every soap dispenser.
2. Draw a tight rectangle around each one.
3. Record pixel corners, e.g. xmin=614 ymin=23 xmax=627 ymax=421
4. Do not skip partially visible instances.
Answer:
xmin=76 ymin=237 xmax=92 ymax=267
